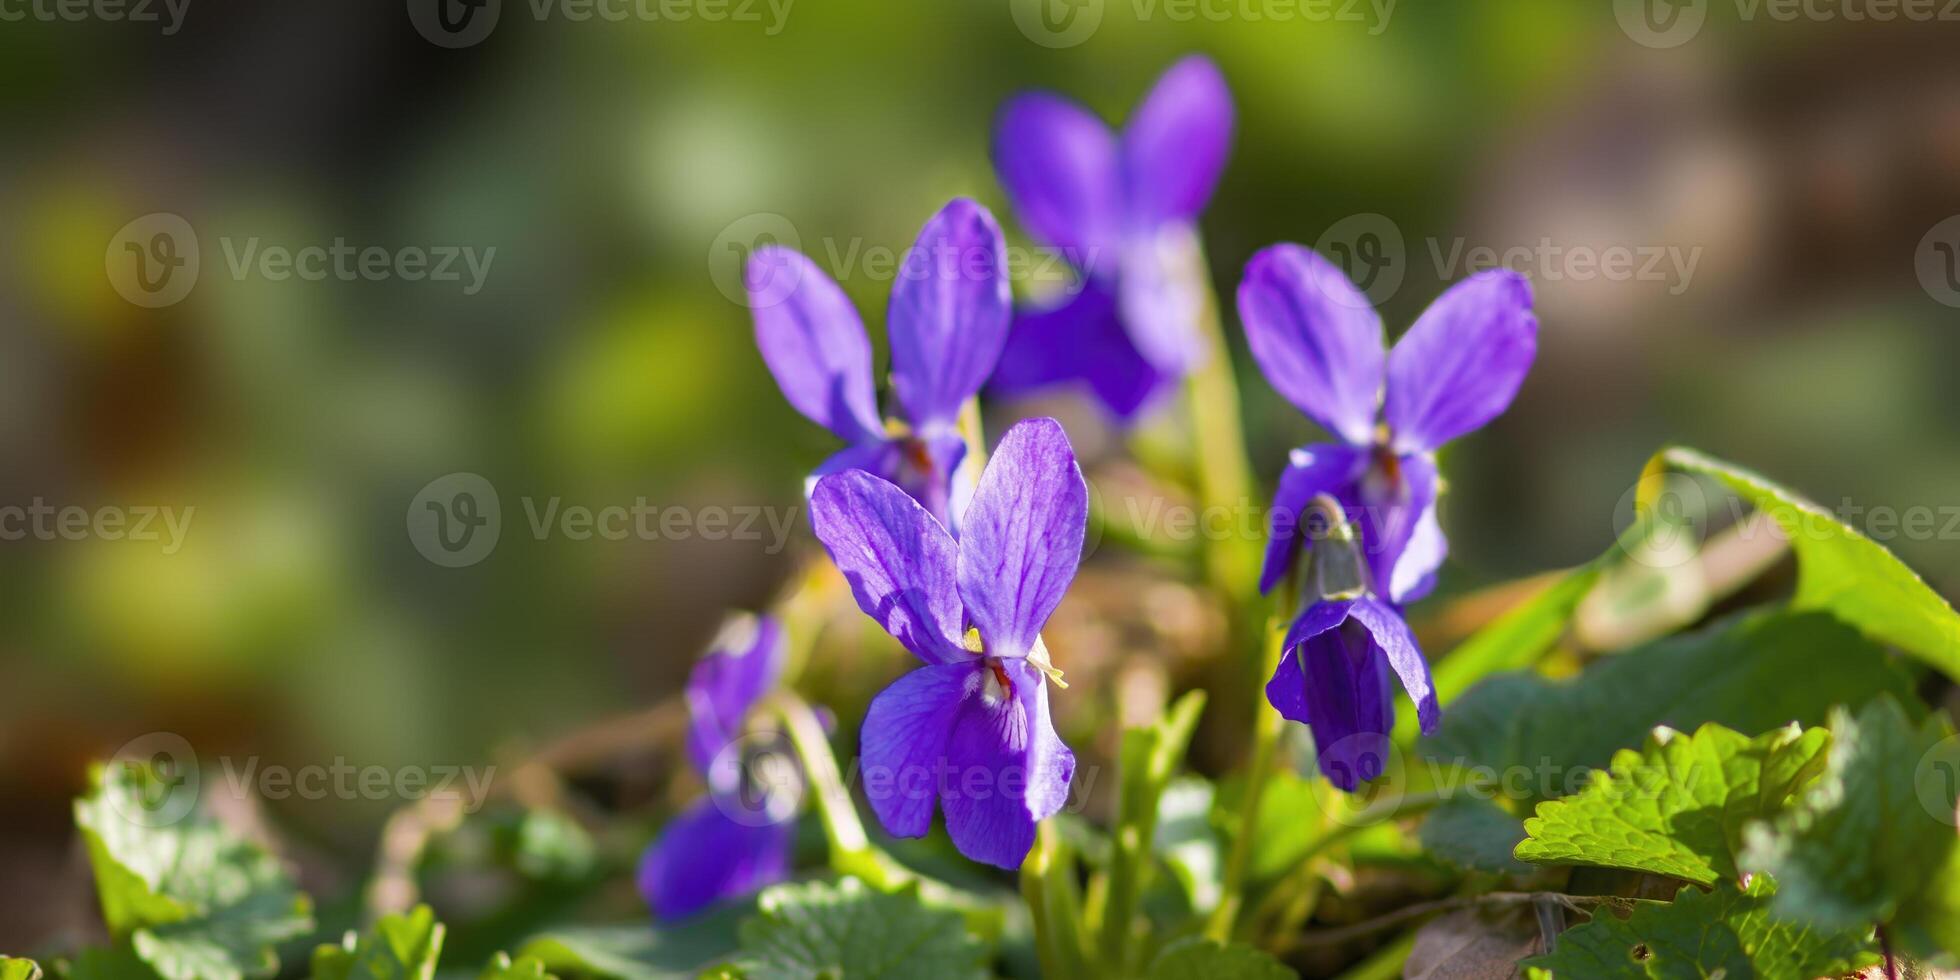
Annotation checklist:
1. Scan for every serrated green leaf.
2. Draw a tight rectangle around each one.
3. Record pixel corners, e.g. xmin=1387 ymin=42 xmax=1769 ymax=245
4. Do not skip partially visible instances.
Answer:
xmin=515 ymin=903 xmax=749 ymax=980
xmin=1655 ymin=447 xmax=1960 ymax=679
xmin=0 ymin=958 xmax=43 ymax=980
xmin=308 ymin=905 xmax=445 ymax=980
xmin=1425 ymin=610 xmax=1911 ymax=803
xmin=474 ymin=953 xmax=555 ymax=980
xmin=735 ymin=878 xmax=986 ymax=980
xmin=1516 ymin=723 xmax=1829 ymax=884
xmin=73 ymin=762 xmax=313 ymax=980
xmin=1741 ymin=697 xmax=1958 ymax=929
xmin=1419 ymin=798 xmax=1530 ymax=876
xmin=1521 ymin=877 xmax=1876 ymax=979
xmin=1143 ymin=937 xmax=1293 ymax=979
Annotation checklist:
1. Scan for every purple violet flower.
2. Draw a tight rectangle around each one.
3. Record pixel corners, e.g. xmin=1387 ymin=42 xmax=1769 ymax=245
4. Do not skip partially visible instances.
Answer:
xmin=749 ymin=198 xmax=1012 ymax=533
xmin=638 ymin=614 xmax=793 ymax=920
xmin=987 ymin=55 xmax=1234 ymax=421
xmin=1268 ymin=594 xmax=1438 ymax=792
xmin=809 ymin=417 xmax=1084 ymax=869
xmin=1239 ymin=246 xmax=1537 ymax=603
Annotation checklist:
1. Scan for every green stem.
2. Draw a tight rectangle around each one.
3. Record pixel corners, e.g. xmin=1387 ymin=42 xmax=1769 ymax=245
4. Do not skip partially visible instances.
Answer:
xmin=1021 ymin=821 xmax=1093 ymax=980
xmin=1206 ymin=599 xmax=1292 ymax=941
xmin=765 ymin=690 xmax=892 ymax=885
xmin=1183 ymin=244 xmax=1260 ymax=602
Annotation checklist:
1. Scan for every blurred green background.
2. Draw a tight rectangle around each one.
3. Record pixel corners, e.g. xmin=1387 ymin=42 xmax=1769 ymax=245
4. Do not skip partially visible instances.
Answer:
xmin=3 ymin=0 xmax=1959 ymax=950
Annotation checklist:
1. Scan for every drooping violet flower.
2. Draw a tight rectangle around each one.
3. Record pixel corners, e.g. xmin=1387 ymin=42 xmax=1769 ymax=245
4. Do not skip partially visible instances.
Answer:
xmin=1239 ymin=246 xmax=1537 ymax=603
xmin=808 ymin=418 xmax=1083 ymax=869
xmin=638 ymin=614 xmax=793 ymax=920
xmin=1263 ymin=498 xmax=1437 ymax=792
xmin=987 ymin=55 xmax=1234 ymax=421
xmin=750 ymin=198 xmax=1012 ymax=532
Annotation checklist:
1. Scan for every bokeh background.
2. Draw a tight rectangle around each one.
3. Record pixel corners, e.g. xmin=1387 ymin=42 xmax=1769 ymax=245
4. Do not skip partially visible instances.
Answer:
xmin=4 ymin=0 xmax=1959 ymax=959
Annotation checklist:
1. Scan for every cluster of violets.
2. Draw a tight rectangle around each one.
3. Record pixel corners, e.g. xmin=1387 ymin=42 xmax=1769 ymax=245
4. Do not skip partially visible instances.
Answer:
xmin=638 ymin=55 xmax=1536 ymax=921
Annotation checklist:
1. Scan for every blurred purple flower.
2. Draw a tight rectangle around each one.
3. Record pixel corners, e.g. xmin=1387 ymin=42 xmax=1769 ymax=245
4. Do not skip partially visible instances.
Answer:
xmin=1239 ymin=246 xmax=1537 ymax=602
xmin=987 ymin=55 xmax=1234 ymax=421
xmin=749 ymin=198 xmax=1012 ymax=532
xmin=638 ymin=614 xmax=792 ymax=920
xmin=809 ymin=418 xmax=1084 ymax=869
xmin=1266 ymin=595 xmax=1437 ymax=791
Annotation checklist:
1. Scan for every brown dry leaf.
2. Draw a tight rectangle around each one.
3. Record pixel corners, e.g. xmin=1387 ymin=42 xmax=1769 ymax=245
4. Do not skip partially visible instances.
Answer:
xmin=1405 ymin=907 xmax=1542 ymax=980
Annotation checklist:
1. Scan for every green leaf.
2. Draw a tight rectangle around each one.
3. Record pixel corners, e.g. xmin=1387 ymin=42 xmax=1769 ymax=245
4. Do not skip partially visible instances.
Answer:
xmin=308 ymin=905 xmax=445 ymax=980
xmin=1516 ymin=722 xmax=1829 ymax=884
xmin=1419 ymin=798 xmax=1530 ymax=876
xmin=474 ymin=953 xmax=556 ymax=980
xmin=1425 ymin=610 xmax=1911 ymax=802
xmin=1152 ymin=777 xmax=1223 ymax=915
xmin=1422 ymin=567 xmax=1603 ymax=719
xmin=734 ymin=878 xmax=987 ymax=980
xmin=1104 ymin=691 xmax=1207 ymax=970
xmin=1522 ymin=877 xmax=1876 ymax=980
xmin=515 ymin=903 xmax=749 ymax=980
xmin=1741 ymin=697 xmax=1958 ymax=929
xmin=1211 ymin=770 xmax=1319 ymax=882
xmin=0 ymin=958 xmax=43 ymax=980
xmin=1654 ymin=446 xmax=1960 ymax=678
xmin=73 ymin=762 xmax=313 ymax=980
xmin=1143 ymin=937 xmax=1293 ymax=980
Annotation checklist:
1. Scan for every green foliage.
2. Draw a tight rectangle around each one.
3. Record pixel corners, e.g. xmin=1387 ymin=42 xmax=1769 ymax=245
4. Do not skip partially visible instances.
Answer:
xmin=1419 ymin=798 xmax=1530 ymax=876
xmin=1522 ymin=877 xmax=1876 ymax=980
xmin=1654 ymin=447 xmax=1960 ymax=678
xmin=515 ymin=904 xmax=750 ymax=980
xmin=732 ymin=878 xmax=988 ymax=980
xmin=1516 ymin=723 xmax=1829 ymax=884
xmin=1152 ymin=777 xmax=1223 ymax=915
xmin=1425 ymin=610 xmax=1910 ymax=799
xmin=309 ymin=906 xmax=444 ymax=980
xmin=72 ymin=762 xmax=314 ymax=980
xmin=474 ymin=953 xmax=557 ymax=980
xmin=1414 ymin=564 xmax=1604 ymax=734
xmin=1104 ymin=691 xmax=1207 ymax=970
xmin=0 ymin=958 xmax=42 ymax=980
xmin=1143 ymin=937 xmax=1293 ymax=980
xmin=1740 ymin=697 xmax=1959 ymax=930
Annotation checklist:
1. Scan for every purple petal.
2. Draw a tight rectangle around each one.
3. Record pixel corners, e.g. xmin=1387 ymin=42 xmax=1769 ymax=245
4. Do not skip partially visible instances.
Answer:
xmin=992 ymin=93 xmax=1123 ymax=262
xmin=889 ymin=199 xmax=1013 ymax=430
xmin=749 ymin=246 xmax=882 ymax=442
xmin=1266 ymin=599 xmax=1353 ymax=724
xmin=1266 ymin=607 xmax=1394 ymax=791
xmin=1383 ymin=270 xmax=1537 ymax=452
xmin=814 ymin=435 xmax=970 ymax=534
xmin=1116 ymin=224 xmax=1210 ymax=374
xmin=809 ymin=470 xmax=966 ymax=664
xmin=1344 ymin=451 xmax=1439 ymax=604
xmin=1347 ymin=596 xmax=1439 ymax=735
xmin=957 ymin=418 xmax=1088 ymax=659
xmin=684 ymin=614 xmax=787 ymax=775
xmin=1258 ymin=443 xmax=1367 ymax=595
xmin=988 ymin=282 xmax=1173 ymax=422
xmin=637 ymin=798 xmax=792 ymax=920
xmin=858 ymin=662 xmax=973 ymax=838
xmin=1121 ymin=55 xmax=1233 ymax=229
xmin=940 ymin=659 xmax=1075 ymax=869
xmin=1390 ymin=499 xmax=1447 ymax=604
xmin=1238 ymin=244 xmax=1385 ymax=446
